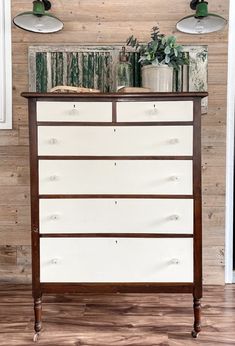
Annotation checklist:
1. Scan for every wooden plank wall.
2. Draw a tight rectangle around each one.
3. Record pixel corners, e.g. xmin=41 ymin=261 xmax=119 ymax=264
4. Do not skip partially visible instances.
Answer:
xmin=0 ymin=0 xmax=229 ymax=284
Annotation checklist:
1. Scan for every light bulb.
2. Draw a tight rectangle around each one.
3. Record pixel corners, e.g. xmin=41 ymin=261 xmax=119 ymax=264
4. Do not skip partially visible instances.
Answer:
xmin=195 ymin=19 xmax=205 ymax=34
xmin=35 ymin=17 xmax=44 ymax=31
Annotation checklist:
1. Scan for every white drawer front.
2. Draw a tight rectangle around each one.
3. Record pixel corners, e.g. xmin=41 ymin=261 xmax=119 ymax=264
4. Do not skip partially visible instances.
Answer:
xmin=117 ymin=101 xmax=193 ymax=122
xmin=40 ymin=238 xmax=193 ymax=283
xmin=38 ymin=126 xmax=193 ymax=156
xmin=37 ymin=101 xmax=112 ymax=122
xmin=39 ymin=160 xmax=193 ymax=195
xmin=39 ymin=199 xmax=193 ymax=234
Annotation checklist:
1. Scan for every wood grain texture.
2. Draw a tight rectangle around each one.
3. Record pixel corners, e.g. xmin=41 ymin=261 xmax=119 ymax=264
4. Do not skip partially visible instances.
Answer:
xmin=0 ymin=0 xmax=229 ymax=284
xmin=0 ymin=284 xmax=234 ymax=345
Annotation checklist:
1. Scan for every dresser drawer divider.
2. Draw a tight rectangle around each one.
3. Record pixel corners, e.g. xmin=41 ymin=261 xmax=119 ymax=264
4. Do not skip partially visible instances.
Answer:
xmin=112 ymin=101 xmax=117 ymax=122
xmin=37 ymin=121 xmax=194 ymax=126
xmin=38 ymin=156 xmax=193 ymax=160
xmin=39 ymin=194 xmax=194 ymax=199
xmin=40 ymin=233 xmax=194 ymax=238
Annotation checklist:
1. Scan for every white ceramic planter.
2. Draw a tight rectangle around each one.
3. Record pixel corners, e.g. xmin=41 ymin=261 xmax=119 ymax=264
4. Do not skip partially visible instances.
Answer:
xmin=142 ymin=65 xmax=173 ymax=92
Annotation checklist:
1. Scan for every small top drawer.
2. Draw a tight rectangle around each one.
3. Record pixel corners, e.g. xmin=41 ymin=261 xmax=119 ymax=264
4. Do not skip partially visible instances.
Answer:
xmin=117 ymin=101 xmax=193 ymax=122
xmin=36 ymin=101 xmax=112 ymax=122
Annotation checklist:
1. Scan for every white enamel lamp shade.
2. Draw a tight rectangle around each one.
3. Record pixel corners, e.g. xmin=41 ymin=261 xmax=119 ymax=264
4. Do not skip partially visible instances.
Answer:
xmin=176 ymin=1 xmax=227 ymax=34
xmin=13 ymin=0 xmax=63 ymax=33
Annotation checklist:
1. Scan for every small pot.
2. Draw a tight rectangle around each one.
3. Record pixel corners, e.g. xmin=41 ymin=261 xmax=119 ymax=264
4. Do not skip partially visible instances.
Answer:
xmin=141 ymin=65 xmax=173 ymax=92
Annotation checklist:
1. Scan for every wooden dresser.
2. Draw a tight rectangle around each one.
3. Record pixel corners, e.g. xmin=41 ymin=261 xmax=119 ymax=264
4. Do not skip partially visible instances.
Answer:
xmin=22 ymin=92 xmax=207 ymax=341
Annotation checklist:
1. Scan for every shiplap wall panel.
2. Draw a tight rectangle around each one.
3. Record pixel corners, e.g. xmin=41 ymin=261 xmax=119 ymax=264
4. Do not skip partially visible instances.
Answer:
xmin=0 ymin=0 xmax=228 ymax=284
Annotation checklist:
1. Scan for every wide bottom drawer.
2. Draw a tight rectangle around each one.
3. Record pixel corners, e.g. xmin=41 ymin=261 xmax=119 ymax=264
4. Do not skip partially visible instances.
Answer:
xmin=40 ymin=238 xmax=193 ymax=283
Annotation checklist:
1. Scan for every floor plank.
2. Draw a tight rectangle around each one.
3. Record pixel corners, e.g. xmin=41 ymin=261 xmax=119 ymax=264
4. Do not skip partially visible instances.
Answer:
xmin=0 ymin=285 xmax=234 ymax=345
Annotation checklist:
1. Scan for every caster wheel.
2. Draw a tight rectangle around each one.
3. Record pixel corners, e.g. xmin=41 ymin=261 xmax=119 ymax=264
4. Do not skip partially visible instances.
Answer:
xmin=191 ymin=330 xmax=199 ymax=338
xmin=33 ymin=333 xmax=40 ymax=342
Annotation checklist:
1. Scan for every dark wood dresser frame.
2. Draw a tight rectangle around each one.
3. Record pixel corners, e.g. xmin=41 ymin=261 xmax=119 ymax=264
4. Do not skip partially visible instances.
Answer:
xmin=22 ymin=92 xmax=208 ymax=341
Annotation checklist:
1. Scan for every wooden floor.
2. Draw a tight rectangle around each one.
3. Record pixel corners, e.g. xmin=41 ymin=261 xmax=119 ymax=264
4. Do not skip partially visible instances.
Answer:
xmin=0 ymin=285 xmax=235 ymax=345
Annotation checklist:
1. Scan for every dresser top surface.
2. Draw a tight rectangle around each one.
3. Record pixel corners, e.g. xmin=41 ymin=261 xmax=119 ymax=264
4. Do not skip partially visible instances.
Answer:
xmin=21 ymin=92 xmax=208 ymax=100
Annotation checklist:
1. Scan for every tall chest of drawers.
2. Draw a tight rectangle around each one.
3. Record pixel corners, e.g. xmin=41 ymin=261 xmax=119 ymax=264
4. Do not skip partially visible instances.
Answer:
xmin=23 ymin=92 xmax=207 ymax=340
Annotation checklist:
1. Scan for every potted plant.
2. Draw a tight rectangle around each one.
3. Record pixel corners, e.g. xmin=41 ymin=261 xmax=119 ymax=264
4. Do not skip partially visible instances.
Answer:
xmin=126 ymin=27 xmax=189 ymax=92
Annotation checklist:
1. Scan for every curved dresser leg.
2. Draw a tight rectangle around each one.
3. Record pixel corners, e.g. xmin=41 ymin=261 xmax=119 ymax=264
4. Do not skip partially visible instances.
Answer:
xmin=192 ymin=297 xmax=201 ymax=338
xmin=33 ymin=296 xmax=42 ymax=342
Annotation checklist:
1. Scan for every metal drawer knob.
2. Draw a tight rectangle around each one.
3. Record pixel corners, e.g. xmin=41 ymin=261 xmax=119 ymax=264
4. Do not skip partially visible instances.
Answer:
xmin=170 ymin=175 xmax=180 ymax=181
xmin=49 ymin=175 xmax=58 ymax=181
xmin=170 ymin=258 xmax=180 ymax=265
xmin=169 ymin=214 xmax=179 ymax=221
xmin=169 ymin=138 xmax=179 ymax=144
xmin=51 ymin=258 xmax=59 ymax=265
xmin=50 ymin=214 xmax=59 ymax=221
xmin=49 ymin=138 xmax=58 ymax=144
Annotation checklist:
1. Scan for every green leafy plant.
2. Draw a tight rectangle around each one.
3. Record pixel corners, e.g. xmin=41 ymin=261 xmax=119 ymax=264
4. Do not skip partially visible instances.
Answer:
xmin=126 ymin=27 xmax=189 ymax=70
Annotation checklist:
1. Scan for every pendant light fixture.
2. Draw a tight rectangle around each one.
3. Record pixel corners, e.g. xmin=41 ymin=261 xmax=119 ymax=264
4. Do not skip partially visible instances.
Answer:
xmin=176 ymin=0 xmax=227 ymax=34
xmin=13 ymin=0 xmax=63 ymax=33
